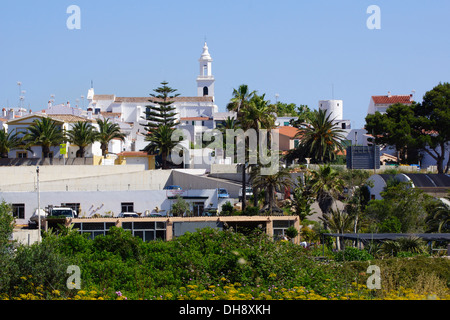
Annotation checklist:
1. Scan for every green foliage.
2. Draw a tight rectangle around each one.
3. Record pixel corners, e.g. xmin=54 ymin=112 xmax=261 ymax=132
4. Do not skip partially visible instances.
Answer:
xmin=333 ymin=247 xmax=374 ymax=262
xmin=366 ymin=181 xmax=439 ymax=233
xmin=11 ymin=238 xmax=73 ymax=295
xmin=66 ymin=121 xmax=98 ymax=158
xmin=92 ymin=227 xmax=142 ymax=261
xmin=242 ymin=206 xmax=259 ymax=216
xmin=365 ymin=82 xmax=450 ymax=173
xmin=170 ymin=196 xmax=191 ymax=217
xmin=24 ymin=117 xmax=65 ymax=158
xmin=0 ymin=128 xmax=26 ymax=159
xmin=220 ymin=201 xmax=235 ymax=216
xmin=292 ymin=109 xmax=346 ymax=164
xmin=285 ymin=226 xmax=299 ymax=239
xmin=378 ymin=216 xmax=402 ymax=233
xmin=0 ymin=201 xmax=14 ymax=250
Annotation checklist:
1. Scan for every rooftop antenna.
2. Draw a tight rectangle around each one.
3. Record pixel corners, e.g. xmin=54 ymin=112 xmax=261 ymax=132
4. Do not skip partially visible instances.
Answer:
xmin=91 ymin=80 xmax=94 ymax=88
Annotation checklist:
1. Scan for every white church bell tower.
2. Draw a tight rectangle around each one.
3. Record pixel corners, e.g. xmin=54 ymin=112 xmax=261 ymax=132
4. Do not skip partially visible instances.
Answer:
xmin=197 ymin=42 xmax=215 ymax=100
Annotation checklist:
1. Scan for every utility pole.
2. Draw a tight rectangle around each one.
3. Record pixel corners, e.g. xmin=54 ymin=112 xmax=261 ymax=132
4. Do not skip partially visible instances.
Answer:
xmin=36 ymin=166 xmax=41 ymax=243
xmin=241 ymin=163 xmax=246 ymax=212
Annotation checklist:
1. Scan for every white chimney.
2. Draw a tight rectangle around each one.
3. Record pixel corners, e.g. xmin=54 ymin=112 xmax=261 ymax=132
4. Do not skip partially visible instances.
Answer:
xmin=2 ymin=108 xmax=6 ymax=118
xmin=7 ymin=109 xmax=15 ymax=120
xmin=87 ymin=108 xmax=93 ymax=119
xmin=387 ymin=91 xmax=392 ymax=98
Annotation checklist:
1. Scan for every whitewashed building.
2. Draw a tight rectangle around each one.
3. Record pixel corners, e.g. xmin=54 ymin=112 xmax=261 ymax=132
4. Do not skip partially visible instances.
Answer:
xmin=5 ymin=113 xmax=102 ymax=159
xmin=86 ymin=42 xmax=219 ymax=152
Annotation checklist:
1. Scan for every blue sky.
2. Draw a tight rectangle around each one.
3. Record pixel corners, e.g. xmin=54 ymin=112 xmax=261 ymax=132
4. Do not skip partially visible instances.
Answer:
xmin=0 ymin=0 xmax=449 ymax=128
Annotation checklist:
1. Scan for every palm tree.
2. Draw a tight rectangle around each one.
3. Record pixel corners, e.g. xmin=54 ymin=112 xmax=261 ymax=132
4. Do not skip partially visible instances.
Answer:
xmin=226 ymin=84 xmax=256 ymax=115
xmin=66 ymin=121 xmax=98 ymax=158
xmin=427 ymin=197 xmax=450 ymax=233
xmin=240 ymin=94 xmax=276 ymax=131
xmin=24 ymin=117 xmax=65 ymax=158
xmin=309 ymin=165 xmax=344 ymax=227
xmin=142 ymin=124 xmax=177 ymax=169
xmin=319 ymin=208 xmax=354 ymax=250
xmin=251 ymin=165 xmax=293 ymax=215
xmin=239 ymin=94 xmax=278 ymax=207
xmin=295 ymin=109 xmax=346 ymax=163
xmin=96 ymin=118 xmax=126 ymax=158
xmin=0 ymin=129 xmax=27 ymax=158
xmin=289 ymin=175 xmax=316 ymax=220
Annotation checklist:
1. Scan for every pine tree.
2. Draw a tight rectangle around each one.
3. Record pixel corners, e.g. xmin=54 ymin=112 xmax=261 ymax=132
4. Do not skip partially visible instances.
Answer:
xmin=142 ymin=81 xmax=180 ymax=169
xmin=143 ymin=81 xmax=179 ymax=129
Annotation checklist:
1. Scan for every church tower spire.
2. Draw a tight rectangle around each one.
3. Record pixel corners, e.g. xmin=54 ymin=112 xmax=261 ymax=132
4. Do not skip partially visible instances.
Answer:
xmin=197 ymin=42 xmax=215 ymax=99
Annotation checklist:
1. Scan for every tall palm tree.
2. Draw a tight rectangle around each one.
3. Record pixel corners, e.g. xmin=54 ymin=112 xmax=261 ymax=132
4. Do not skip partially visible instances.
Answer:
xmin=96 ymin=118 xmax=126 ymax=158
xmin=66 ymin=121 xmax=98 ymax=158
xmin=239 ymin=94 xmax=278 ymax=207
xmin=226 ymin=84 xmax=256 ymax=117
xmin=251 ymin=165 xmax=293 ymax=215
xmin=240 ymin=94 xmax=276 ymax=131
xmin=295 ymin=109 xmax=346 ymax=164
xmin=142 ymin=124 xmax=177 ymax=169
xmin=309 ymin=165 xmax=344 ymax=227
xmin=24 ymin=117 xmax=65 ymax=159
xmin=0 ymin=129 xmax=27 ymax=158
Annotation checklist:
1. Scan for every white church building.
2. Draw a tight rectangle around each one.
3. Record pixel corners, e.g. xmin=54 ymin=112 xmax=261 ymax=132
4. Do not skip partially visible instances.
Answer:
xmin=86 ymin=42 xmax=219 ymax=153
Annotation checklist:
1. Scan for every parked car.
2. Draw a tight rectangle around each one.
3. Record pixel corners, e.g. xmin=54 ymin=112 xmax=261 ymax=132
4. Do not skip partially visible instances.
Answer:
xmin=239 ymin=187 xmax=253 ymax=201
xmin=164 ymin=185 xmax=182 ymax=190
xmin=117 ymin=212 xmax=139 ymax=218
xmin=218 ymin=188 xmax=230 ymax=198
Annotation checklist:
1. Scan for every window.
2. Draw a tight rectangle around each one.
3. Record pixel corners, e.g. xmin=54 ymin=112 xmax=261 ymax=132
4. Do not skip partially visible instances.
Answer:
xmin=203 ymin=86 xmax=209 ymax=96
xmin=284 ymin=122 xmax=290 ymax=126
xmin=16 ymin=151 xmax=27 ymax=159
xmin=73 ymin=222 xmax=115 ymax=239
xmin=273 ymin=220 xmax=294 ymax=240
xmin=121 ymin=202 xmax=134 ymax=213
xmin=61 ymin=203 xmax=81 ymax=216
xmin=122 ymin=221 xmax=166 ymax=241
xmin=12 ymin=204 xmax=25 ymax=219
xmin=203 ymin=65 xmax=208 ymax=76
xmin=192 ymin=202 xmax=205 ymax=216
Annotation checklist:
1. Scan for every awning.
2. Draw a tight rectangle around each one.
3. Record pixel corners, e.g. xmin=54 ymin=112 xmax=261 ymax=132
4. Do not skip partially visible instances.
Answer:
xmin=323 ymin=233 xmax=450 ymax=242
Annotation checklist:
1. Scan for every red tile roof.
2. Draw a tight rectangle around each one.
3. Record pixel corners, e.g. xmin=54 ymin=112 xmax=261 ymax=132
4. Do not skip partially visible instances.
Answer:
xmin=277 ymin=126 xmax=301 ymax=139
xmin=372 ymin=95 xmax=413 ymax=105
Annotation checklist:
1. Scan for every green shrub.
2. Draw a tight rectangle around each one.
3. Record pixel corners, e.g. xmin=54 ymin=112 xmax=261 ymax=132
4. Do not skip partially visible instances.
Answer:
xmin=334 ymin=246 xmax=374 ymax=261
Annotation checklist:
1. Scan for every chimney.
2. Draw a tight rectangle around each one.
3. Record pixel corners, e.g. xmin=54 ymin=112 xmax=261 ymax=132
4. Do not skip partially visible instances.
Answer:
xmin=67 ymin=101 xmax=70 ymax=108
xmin=2 ymin=108 xmax=6 ymax=118
xmin=87 ymin=107 xmax=93 ymax=119
xmin=7 ymin=109 xmax=15 ymax=120
xmin=387 ymin=91 xmax=392 ymax=98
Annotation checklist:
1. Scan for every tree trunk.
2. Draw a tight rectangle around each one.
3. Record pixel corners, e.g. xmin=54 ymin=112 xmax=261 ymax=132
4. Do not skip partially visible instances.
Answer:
xmin=101 ymin=143 xmax=108 ymax=158
xmin=42 ymin=146 xmax=50 ymax=159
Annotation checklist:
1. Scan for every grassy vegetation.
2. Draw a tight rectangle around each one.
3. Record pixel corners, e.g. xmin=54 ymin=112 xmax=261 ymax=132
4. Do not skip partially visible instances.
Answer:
xmin=1 ymin=226 xmax=449 ymax=300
